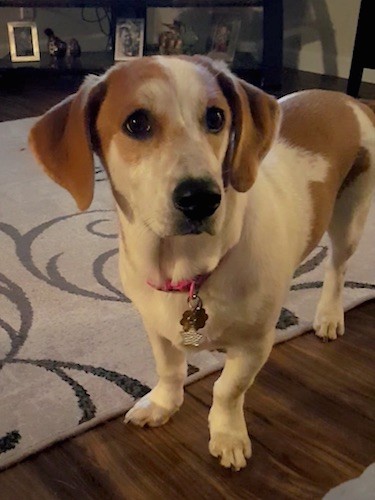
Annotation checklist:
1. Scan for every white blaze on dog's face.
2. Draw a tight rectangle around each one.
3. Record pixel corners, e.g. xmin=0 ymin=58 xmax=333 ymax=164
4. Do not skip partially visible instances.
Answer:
xmin=97 ymin=57 xmax=231 ymax=237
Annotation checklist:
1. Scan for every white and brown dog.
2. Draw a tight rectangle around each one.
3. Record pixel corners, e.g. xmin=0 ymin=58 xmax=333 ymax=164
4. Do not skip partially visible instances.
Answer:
xmin=29 ymin=56 xmax=375 ymax=470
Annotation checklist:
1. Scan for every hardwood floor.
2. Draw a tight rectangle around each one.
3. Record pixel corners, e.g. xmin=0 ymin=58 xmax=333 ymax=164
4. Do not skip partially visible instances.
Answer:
xmin=1 ymin=67 xmax=374 ymax=123
xmin=0 ymin=68 xmax=374 ymax=499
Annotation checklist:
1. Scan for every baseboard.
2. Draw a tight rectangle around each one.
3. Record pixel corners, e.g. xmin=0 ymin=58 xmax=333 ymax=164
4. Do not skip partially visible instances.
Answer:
xmin=284 ymin=47 xmax=375 ymax=84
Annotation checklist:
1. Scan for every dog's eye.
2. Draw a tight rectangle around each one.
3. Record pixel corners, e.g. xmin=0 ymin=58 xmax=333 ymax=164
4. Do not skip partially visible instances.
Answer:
xmin=205 ymin=107 xmax=225 ymax=133
xmin=123 ymin=109 xmax=152 ymax=139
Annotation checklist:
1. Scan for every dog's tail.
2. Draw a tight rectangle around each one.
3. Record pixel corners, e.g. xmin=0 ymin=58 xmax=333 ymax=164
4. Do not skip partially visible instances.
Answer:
xmin=359 ymin=98 xmax=375 ymax=116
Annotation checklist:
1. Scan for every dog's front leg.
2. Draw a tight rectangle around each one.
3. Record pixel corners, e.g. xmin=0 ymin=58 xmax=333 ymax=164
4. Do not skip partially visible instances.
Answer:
xmin=209 ymin=331 xmax=274 ymax=470
xmin=125 ymin=332 xmax=187 ymax=427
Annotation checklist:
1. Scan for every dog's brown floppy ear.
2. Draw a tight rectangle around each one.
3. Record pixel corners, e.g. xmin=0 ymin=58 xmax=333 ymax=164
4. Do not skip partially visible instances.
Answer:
xmin=29 ymin=75 xmax=106 ymax=210
xmin=218 ymin=73 xmax=280 ymax=192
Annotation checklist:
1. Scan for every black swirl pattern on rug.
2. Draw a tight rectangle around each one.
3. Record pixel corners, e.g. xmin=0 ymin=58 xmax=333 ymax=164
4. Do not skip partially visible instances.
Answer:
xmin=0 ymin=272 xmax=33 ymax=365
xmin=278 ymin=246 xmax=375 ymax=329
xmin=0 ymin=211 xmax=128 ymax=303
xmin=95 ymin=165 xmax=107 ymax=182
xmin=277 ymin=247 xmax=328 ymax=329
xmin=0 ymin=270 xmax=150 ymax=457
xmin=0 ymin=271 xmax=151 ymax=396
xmin=0 ymin=431 xmax=21 ymax=455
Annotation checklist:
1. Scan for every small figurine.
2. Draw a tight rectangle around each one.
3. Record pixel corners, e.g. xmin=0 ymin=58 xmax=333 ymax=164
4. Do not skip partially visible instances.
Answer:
xmin=67 ymin=38 xmax=81 ymax=58
xmin=158 ymin=21 xmax=183 ymax=55
xmin=180 ymin=24 xmax=198 ymax=55
xmin=44 ymin=28 xmax=67 ymax=59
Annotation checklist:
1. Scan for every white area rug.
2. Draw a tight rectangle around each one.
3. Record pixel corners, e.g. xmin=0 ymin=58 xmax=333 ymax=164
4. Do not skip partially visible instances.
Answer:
xmin=323 ymin=463 xmax=375 ymax=499
xmin=1 ymin=118 xmax=374 ymax=470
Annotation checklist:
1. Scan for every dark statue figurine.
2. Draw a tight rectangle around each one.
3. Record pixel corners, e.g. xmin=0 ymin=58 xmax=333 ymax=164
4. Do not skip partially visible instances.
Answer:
xmin=44 ymin=28 xmax=67 ymax=59
xmin=67 ymin=38 xmax=81 ymax=58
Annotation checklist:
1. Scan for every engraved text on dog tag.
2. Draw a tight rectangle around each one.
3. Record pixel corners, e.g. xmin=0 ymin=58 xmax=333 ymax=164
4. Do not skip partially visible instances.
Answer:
xmin=179 ymin=293 xmax=208 ymax=346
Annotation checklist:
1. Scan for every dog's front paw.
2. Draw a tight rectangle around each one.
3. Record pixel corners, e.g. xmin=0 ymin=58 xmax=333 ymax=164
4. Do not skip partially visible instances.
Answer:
xmin=209 ymin=431 xmax=252 ymax=471
xmin=124 ymin=394 xmax=179 ymax=428
xmin=313 ymin=303 xmax=345 ymax=341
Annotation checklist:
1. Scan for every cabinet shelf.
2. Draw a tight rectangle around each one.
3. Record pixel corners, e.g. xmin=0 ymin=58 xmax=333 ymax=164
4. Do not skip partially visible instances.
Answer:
xmin=0 ymin=51 xmax=113 ymax=74
xmin=0 ymin=0 xmax=283 ymax=88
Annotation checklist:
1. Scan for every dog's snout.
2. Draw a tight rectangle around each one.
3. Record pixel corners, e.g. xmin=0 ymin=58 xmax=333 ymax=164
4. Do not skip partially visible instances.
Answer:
xmin=173 ymin=178 xmax=221 ymax=221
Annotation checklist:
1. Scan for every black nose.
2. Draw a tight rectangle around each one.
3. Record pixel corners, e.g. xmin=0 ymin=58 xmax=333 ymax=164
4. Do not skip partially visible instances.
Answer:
xmin=173 ymin=178 xmax=221 ymax=221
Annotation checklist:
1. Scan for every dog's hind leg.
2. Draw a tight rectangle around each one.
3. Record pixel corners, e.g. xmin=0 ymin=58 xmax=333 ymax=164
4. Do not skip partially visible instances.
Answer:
xmin=125 ymin=333 xmax=187 ymax=427
xmin=314 ymin=145 xmax=375 ymax=341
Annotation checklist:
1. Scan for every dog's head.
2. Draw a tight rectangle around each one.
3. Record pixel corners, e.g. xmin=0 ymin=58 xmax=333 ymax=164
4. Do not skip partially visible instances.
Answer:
xmin=29 ymin=56 xmax=280 ymax=238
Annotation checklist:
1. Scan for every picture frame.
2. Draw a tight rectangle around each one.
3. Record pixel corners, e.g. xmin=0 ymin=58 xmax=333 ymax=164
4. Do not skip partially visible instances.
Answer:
xmin=115 ymin=18 xmax=144 ymax=61
xmin=7 ymin=21 xmax=40 ymax=63
xmin=207 ymin=18 xmax=241 ymax=64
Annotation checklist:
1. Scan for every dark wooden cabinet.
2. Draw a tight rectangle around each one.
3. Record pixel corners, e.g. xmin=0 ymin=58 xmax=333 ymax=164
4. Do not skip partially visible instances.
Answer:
xmin=0 ymin=0 xmax=283 ymax=88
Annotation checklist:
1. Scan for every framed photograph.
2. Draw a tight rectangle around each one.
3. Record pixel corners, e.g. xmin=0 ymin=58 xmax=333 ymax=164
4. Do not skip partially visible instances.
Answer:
xmin=207 ymin=18 xmax=241 ymax=63
xmin=7 ymin=21 xmax=40 ymax=62
xmin=115 ymin=18 xmax=144 ymax=61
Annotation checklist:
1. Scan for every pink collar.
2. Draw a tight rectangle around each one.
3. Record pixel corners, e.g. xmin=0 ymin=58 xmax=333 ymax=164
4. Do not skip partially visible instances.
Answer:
xmin=147 ymin=273 xmax=210 ymax=294
xmin=147 ymin=248 xmax=233 ymax=294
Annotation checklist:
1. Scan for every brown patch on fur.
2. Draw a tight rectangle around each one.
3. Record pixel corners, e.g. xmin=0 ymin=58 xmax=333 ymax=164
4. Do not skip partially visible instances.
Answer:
xmin=29 ymin=77 xmax=107 ymax=210
xmin=193 ymin=63 xmax=232 ymax=165
xmin=189 ymin=55 xmax=280 ymax=192
xmin=338 ymin=147 xmax=371 ymax=197
xmin=96 ymin=59 xmax=170 ymax=165
xmin=28 ymin=58 xmax=170 ymax=211
xmin=220 ymin=75 xmax=280 ymax=192
xmin=112 ymin=185 xmax=134 ymax=222
xmin=280 ymin=90 xmax=363 ymax=260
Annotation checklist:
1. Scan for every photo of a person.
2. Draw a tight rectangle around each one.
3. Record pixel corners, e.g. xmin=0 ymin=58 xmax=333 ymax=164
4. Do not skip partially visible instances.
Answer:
xmin=208 ymin=18 xmax=241 ymax=64
xmin=14 ymin=27 xmax=33 ymax=57
xmin=115 ymin=19 xmax=144 ymax=61
xmin=212 ymin=24 xmax=231 ymax=53
xmin=120 ymin=24 xmax=138 ymax=57
xmin=7 ymin=22 xmax=40 ymax=62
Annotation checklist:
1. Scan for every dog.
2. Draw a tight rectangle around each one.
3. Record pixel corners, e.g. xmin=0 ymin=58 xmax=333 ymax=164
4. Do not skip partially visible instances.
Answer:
xmin=29 ymin=55 xmax=375 ymax=470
